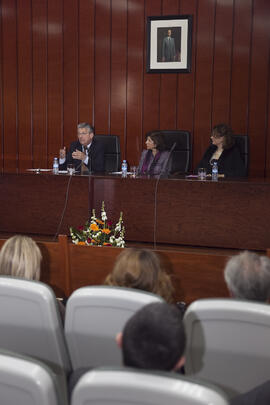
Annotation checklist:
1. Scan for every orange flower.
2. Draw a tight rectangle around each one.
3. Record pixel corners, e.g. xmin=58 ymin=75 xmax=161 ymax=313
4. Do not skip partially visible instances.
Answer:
xmin=77 ymin=241 xmax=85 ymax=245
xmin=96 ymin=219 xmax=104 ymax=225
xmin=103 ymin=243 xmax=112 ymax=246
xmin=90 ymin=223 xmax=99 ymax=231
xmin=102 ymin=228 xmax=111 ymax=234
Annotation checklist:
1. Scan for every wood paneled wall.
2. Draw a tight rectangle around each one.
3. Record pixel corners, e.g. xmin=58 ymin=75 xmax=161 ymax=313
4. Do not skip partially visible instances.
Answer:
xmin=0 ymin=0 xmax=269 ymax=176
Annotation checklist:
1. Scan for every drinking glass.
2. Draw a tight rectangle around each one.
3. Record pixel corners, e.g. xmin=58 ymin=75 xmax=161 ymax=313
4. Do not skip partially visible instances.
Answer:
xmin=198 ymin=167 xmax=207 ymax=180
xmin=67 ymin=164 xmax=75 ymax=175
xmin=130 ymin=166 xmax=138 ymax=178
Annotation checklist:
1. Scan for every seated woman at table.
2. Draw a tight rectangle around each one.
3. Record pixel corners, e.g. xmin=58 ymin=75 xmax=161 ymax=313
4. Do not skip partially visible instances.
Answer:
xmin=138 ymin=132 xmax=171 ymax=176
xmin=104 ymin=248 xmax=174 ymax=303
xmin=196 ymin=123 xmax=246 ymax=177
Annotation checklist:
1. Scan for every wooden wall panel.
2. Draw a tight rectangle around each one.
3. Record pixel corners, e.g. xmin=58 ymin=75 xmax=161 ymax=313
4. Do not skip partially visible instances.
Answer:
xmin=94 ymin=0 xmax=111 ymax=133
xmin=159 ymin=0 xmax=178 ymax=130
xmin=193 ymin=0 xmax=216 ymax=167
xmin=143 ymin=0 xmax=162 ymax=136
xmin=0 ymin=0 xmax=270 ymax=176
xmin=110 ymin=0 xmax=127 ymax=158
xmin=267 ymin=75 xmax=270 ymax=178
xmin=17 ymin=0 xmax=32 ymax=171
xmin=78 ymin=0 xmax=95 ymax=123
xmin=1 ymin=0 xmax=17 ymax=172
xmin=230 ymin=0 xmax=252 ymax=135
xmin=126 ymin=0 xmax=144 ymax=165
xmin=248 ymin=0 xmax=270 ymax=177
xmin=0 ymin=1 xmax=3 ymax=171
xmin=32 ymin=0 xmax=47 ymax=169
xmin=177 ymin=0 xmax=197 ymax=135
xmin=47 ymin=0 xmax=63 ymax=165
xmin=211 ymin=0 xmax=233 ymax=125
xmin=63 ymin=0 xmax=78 ymax=147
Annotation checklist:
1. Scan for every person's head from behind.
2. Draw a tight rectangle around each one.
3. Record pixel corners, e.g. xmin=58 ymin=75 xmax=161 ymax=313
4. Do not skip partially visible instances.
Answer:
xmin=145 ymin=132 xmax=166 ymax=152
xmin=211 ymin=123 xmax=234 ymax=150
xmin=118 ymin=302 xmax=186 ymax=371
xmin=224 ymin=251 xmax=270 ymax=302
xmin=77 ymin=122 xmax=94 ymax=147
xmin=104 ymin=248 xmax=174 ymax=303
xmin=0 ymin=235 xmax=41 ymax=280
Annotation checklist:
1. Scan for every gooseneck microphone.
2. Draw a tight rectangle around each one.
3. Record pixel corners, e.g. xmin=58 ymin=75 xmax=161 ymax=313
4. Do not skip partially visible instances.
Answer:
xmin=153 ymin=141 xmax=177 ymax=249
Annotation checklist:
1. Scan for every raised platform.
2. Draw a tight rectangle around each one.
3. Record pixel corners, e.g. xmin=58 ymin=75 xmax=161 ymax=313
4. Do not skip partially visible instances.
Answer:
xmin=1 ymin=172 xmax=270 ymax=250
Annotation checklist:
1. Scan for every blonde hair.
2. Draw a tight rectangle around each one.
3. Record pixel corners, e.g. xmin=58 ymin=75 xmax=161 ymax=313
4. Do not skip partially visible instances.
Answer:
xmin=0 ymin=235 xmax=41 ymax=280
xmin=104 ymin=248 xmax=174 ymax=303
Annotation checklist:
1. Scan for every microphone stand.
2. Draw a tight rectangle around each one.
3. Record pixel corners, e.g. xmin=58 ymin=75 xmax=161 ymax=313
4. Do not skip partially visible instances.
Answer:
xmin=153 ymin=142 xmax=177 ymax=249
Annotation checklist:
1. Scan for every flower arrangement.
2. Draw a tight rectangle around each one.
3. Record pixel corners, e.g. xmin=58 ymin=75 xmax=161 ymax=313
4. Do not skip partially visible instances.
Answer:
xmin=70 ymin=201 xmax=125 ymax=247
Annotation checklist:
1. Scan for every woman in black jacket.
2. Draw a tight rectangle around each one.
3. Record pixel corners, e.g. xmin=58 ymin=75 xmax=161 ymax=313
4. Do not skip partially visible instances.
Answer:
xmin=196 ymin=124 xmax=246 ymax=178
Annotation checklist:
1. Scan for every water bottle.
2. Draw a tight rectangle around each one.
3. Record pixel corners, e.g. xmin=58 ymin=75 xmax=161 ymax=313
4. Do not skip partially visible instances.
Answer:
xmin=121 ymin=160 xmax=128 ymax=178
xmin=212 ymin=161 xmax=218 ymax=181
xmin=52 ymin=157 xmax=59 ymax=174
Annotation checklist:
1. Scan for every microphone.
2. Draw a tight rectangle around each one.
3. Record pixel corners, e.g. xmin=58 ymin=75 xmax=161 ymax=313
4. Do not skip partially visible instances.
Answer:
xmin=159 ymin=141 xmax=177 ymax=178
xmin=153 ymin=141 xmax=177 ymax=249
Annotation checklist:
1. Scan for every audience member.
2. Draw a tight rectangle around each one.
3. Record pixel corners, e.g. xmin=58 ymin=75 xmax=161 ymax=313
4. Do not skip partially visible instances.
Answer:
xmin=117 ymin=302 xmax=270 ymax=405
xmin=118 ymin=302 xmax=185 ymax=371
xmin=0 ymin=235 xmax=41 ymax=280
xmin=0 ymin=235 xmax=65 ymax=320
xmin=224 ymin=251 xmax=270 ymax=302
xmin=104 ymin=248 xmax=174 ymax=303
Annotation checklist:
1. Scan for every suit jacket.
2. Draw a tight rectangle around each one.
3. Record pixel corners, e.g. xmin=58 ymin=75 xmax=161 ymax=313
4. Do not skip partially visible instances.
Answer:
xmin=138 ymin=150 xmax=172 ymax=176
xmin=60 ymin=137 xmax=104 ymax=173
xmin=162 ymin=36 xmax=176 ymax=61
xmin=196 ymin=144 xmax=246 ymax=178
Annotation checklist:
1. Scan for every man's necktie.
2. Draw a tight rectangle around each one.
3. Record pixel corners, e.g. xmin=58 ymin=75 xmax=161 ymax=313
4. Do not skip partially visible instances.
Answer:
xmin=81 ymin=146 xmax=89 ymax=174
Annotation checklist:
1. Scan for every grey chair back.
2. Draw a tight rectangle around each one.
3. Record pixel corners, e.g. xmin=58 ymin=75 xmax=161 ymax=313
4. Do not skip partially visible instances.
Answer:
xmin=184 ymin=298 xmax=270 ymax=398
xmin=146 ymin=130 xmax=191 ymax=174
xmin=0 ymin=277 xmax=71 ymax=373
xmin=95 ymin=135 xmax=121 ymax=172
xmin=0 ymin=350 xmax=67 ymax=405
xmin=71 ymin=367 xmax=229 ymax=405
xmin=65 ymin=286 xmax=164 ymax=370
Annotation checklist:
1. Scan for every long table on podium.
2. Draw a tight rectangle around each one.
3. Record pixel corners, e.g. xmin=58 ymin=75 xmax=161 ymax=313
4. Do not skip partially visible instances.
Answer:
xmin=1 ymin=172 xmax=270 ymax=250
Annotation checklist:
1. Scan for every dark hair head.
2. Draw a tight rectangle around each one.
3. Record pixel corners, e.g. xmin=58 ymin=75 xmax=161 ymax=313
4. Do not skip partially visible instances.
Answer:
xmin=145 ymin=132 xmax=166 ymax=151
xmin=212 ymin=123 xmax=234 ymax=149
xmin=122 ymin=302 xmax=186 ymax=371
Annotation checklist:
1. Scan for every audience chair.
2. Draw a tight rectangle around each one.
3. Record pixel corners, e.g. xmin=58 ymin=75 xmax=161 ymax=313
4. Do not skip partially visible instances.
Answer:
xmin=71 ymin=367 xmax=229 ymax=405
xmin=0 ymin=349 xmax=67 ymax=405
xmin=95 ymin=134 xmax=121 ymax=172
xmin=65 ymin=286 xmax=164 ymax=370
xmin=0 ymin=276 xmax=71 ymax=399
xmin=233 ymin=134 xmax=249 ymax=174
xmin=146 ymin=130 xmax=191 ymax=174
xmin=183 ymin=298 xmax=270 ymax=398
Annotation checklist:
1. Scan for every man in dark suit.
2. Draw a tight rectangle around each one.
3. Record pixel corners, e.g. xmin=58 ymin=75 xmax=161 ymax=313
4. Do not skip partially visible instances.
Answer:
xmin=59 ymin=122 xmax=104 ymax=173
xmin=162 ymin=29 xmax=176 ymax=62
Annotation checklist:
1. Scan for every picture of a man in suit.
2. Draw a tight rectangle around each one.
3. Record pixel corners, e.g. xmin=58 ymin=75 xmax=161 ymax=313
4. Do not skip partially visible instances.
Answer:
xmin=162 ymin=29 xmax=176 ymax=62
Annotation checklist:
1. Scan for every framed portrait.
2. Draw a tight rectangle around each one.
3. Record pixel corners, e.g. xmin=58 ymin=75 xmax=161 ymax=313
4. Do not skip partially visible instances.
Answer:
xmin=146 ymin=15 xmax=193 ymax=73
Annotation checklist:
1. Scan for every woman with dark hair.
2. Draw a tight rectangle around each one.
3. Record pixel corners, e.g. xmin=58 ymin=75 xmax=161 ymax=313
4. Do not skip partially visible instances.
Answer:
xmin=196 ymin=124 xmax=246 ymax=177
xmin=138 ymin=132 xmax=171 ymax=176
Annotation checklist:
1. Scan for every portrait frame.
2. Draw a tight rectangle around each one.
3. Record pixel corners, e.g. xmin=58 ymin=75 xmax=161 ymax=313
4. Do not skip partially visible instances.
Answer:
xmin=146 ymin=15 xmax=193 ymax=74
